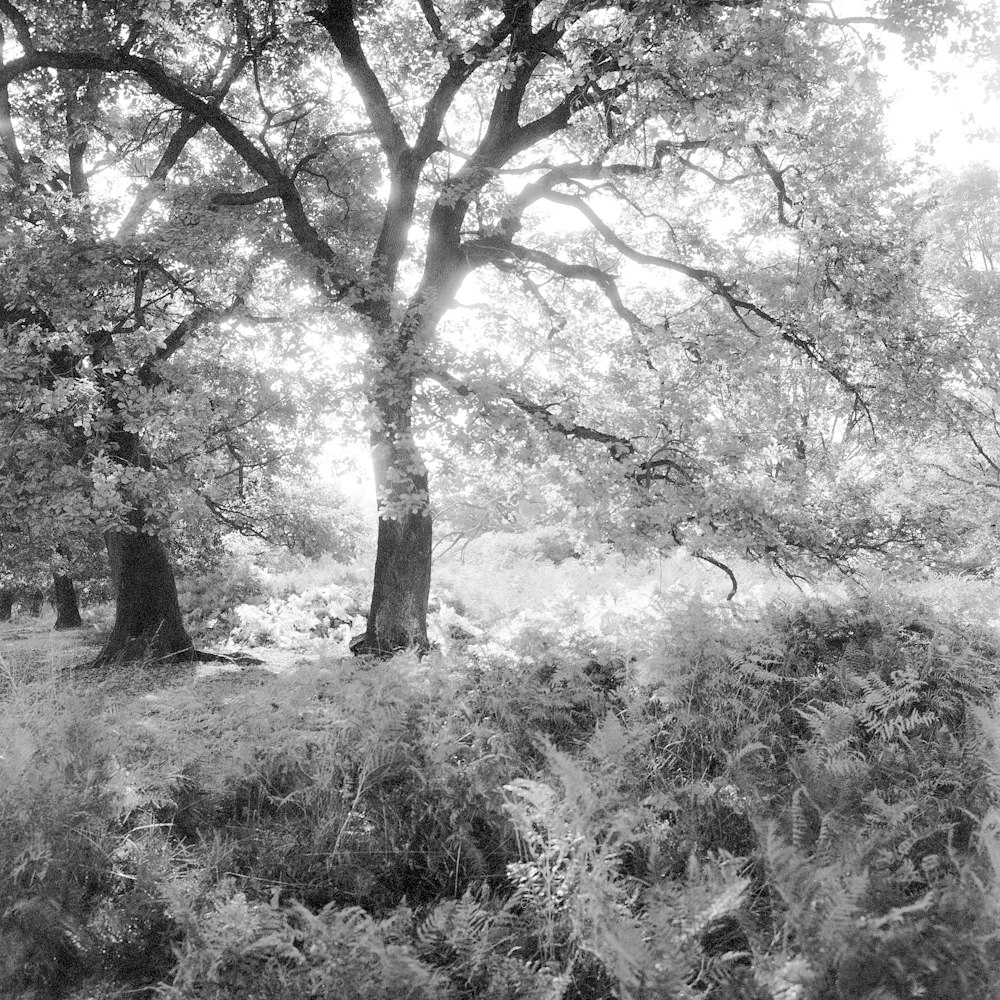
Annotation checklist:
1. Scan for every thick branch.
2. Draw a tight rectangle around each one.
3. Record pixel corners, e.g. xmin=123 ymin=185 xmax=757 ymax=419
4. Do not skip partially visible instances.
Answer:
xmin=210 ymin=184 xmax=281 ymax=207
xmin=117 ymin=114 xmax=206 ymax=238
xmin=415 ymin=0 xmax=443 ymax=40
xmin=117 ymin=43 xmax=250 ymax=240
xmin=309 ymin=2 xmax=409 ymax=165
xmin=136 ymin=304 xmax=237 ymax=387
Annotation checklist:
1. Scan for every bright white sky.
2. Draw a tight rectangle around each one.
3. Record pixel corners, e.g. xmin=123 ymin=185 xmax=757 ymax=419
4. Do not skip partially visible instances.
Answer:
xmin=882 ymin=48 xmax=1000 ymax=170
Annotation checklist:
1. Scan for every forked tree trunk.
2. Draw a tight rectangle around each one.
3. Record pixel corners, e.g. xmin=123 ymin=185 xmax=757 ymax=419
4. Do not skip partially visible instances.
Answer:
xmin=94 ymin=519 xmax=193 ymax=664
xmin=53 ymin=573 xmax=84 ymax=630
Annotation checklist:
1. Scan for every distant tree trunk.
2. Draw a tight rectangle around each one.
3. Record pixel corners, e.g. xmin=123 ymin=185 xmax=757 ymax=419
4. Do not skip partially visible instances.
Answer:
xmin=0 ymin=588 xmax=13 ymax=622
xmin=94 ymin=514 xmax=193 ymax=664
xmin=53 ymin=573 xmax=84 ymax=630
xmin=795 ymin=411 xmax=808 ymax=463
xmin=26 ymin=588 xmax=43 ymax=616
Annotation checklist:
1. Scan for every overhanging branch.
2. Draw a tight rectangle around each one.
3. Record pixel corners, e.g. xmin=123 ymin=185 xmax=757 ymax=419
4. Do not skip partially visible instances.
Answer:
xmin=428 ymin=369 xmax=697 ymax=484
xmin=480 ymin=186 xmax=865 ymax=402
xmin=0 ymin=46 xmax=362 ymax=304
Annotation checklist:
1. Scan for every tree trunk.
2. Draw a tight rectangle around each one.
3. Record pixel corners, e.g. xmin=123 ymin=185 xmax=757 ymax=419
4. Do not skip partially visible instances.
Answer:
xmin=0 ymin=588 xmax=13 ymax=622
xmin=25 ymin=588 xmax=43 ymax=616
xmin=360 ymin=500 xmax=432 ymax=656
xmin=353 ymin=430 xmax=432 ymax=655
xmin=95 ymin=519 xmax=193 ymax=664
xmin=53 ymin=573 xmax=84 ymax=630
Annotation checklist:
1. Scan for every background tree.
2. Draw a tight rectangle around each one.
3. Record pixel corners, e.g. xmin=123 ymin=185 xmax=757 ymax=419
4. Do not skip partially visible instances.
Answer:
xmin=0 ymin=69 xmax=339 ymax=660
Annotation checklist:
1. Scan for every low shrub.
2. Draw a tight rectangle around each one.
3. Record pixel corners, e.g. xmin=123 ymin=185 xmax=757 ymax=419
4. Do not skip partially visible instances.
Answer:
xmin=0 ymin=691 xmax=185 ymax=996
xmin=177 ymin=559 xmax=268 ymax=642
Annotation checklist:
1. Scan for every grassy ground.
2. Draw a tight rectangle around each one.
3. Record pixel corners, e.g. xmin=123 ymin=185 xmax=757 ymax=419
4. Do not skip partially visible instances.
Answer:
xmin=3 ymin=542 xmax=1000 ymax=999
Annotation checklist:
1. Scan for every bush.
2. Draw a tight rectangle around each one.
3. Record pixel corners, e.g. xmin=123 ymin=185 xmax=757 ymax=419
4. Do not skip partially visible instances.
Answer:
xmin=177 ymin=558 xmax=267 ymax=642
xmin=0 ymin=691 xmax=183 ymax=995
xmin=162 ymin=892 xmax=451 ymax=1000
xmin=227 ymin=584 xmax=362 ymax=648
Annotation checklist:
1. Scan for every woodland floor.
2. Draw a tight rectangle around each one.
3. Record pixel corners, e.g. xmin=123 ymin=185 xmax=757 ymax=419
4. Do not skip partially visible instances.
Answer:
xmin=0 ymin=615 xmax=308 ymax=678
xmin=5 ymin=606 xmax=1000 ymax=771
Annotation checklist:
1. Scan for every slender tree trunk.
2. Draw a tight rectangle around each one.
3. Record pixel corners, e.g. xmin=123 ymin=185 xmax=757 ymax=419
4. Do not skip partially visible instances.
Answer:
xmin=26 ymin=588 xmax=43 ymax=616
xmin=94 ymin=514 xmax=193 ymax=664
xmin=53 ymin=572 xmax=84 ymax=630
xmin=0 ymin=588 xmax=13 ymax=622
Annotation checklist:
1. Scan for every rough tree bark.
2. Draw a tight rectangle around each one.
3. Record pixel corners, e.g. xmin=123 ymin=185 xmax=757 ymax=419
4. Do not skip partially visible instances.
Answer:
xmin=52 ymin=572 xmax=83 ymax=630
xmin=94 ymin=420 xmax=195 ymax=664
xmin=352 ymin=409 xmax=433 ymax=654
xmin=94 ymin=514 xmax=194 ymax=664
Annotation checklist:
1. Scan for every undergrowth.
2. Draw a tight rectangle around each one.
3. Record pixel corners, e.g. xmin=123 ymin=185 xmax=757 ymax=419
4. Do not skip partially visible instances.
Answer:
xmin=2 ymin=565 xmax=1000 ymax=1000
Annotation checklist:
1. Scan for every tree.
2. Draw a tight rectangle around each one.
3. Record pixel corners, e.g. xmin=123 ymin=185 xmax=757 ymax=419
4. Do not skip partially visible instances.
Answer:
xmin=0 ymin=93 xmax=336 ymax=661
xmin=1 ymin=0 xmax=995 ymax=654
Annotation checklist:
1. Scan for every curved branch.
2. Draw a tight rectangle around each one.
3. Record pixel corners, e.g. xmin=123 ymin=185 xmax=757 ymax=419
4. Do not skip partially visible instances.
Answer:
xmin=0 ymin=1 xmax=32 ymax=52
xmin=693 ymin=551 xmax=738 ymax=600
xmin=466 ymin=236 xmax=649 ymax=332
xmin=429 ymin=369 xmax=634 ymax=454
xmin=430 ymin=368 xmax=701 ymax=485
